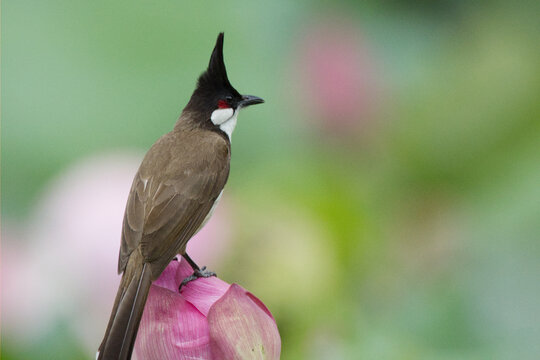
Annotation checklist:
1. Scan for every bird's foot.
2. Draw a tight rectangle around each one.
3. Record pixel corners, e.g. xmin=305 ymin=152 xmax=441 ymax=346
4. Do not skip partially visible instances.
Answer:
xmin=179 ymin=266 xmax=217 ymax=291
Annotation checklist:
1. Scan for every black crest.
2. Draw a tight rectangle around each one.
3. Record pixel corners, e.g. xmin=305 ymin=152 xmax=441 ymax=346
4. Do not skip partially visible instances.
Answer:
xmin=200 ymin=33 xmax=233 ymax=91
xmin=185 ymin=33 xmax=241 ymax=115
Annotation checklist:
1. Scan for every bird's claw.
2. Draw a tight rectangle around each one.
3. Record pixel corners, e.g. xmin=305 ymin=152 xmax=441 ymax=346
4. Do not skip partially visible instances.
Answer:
xmin=178 ymin=266 xmax=217 ymax=291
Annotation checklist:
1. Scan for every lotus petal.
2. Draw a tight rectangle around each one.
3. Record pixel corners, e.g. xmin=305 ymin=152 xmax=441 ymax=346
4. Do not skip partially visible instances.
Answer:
xmin=134 ymin=285 xmax=211 ymax=360
xmin=176 ymin=258 xmax=230 ymax=316
xmin=208 ymin=284 xmax=281 ymax=360
xmin=152 ymin=259 xmax=180 ymax=292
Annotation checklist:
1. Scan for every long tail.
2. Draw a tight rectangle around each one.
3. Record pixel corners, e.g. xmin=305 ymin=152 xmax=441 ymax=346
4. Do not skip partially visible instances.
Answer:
xmin=97 ymin=253 xmax=153 ymax=360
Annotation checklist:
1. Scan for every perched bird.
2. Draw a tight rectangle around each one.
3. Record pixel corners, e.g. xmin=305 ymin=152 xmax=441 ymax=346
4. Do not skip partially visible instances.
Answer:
xmin=97 ymin=32 xmax=264 ymax=360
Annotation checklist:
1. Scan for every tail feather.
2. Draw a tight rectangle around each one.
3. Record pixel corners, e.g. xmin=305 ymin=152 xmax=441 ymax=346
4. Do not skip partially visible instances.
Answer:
xmin=98 ymin=255 xmax=152 ymax=360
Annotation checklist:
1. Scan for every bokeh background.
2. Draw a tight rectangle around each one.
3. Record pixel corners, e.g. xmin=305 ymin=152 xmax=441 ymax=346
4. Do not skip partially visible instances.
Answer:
xmin=2 ymin=1 xmax=540 ymax=359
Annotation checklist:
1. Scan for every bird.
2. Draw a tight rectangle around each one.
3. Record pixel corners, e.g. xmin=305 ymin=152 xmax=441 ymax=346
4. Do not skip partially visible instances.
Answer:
xmin=97 ymin=32 xmax=264 ymax=360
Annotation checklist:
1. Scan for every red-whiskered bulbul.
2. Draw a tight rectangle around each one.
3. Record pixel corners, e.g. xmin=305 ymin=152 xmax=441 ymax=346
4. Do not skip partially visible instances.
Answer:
xmin=97 ymin=33 xmax=264 ymax=360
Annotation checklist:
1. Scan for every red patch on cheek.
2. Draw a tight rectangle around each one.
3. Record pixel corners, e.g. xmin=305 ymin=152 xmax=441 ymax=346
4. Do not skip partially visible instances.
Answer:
xmin=217 ymin=100 xmax=230 ymax=109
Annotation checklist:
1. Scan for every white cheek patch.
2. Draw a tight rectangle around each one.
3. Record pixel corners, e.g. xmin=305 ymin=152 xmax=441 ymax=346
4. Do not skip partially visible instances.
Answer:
xmin=211 ymin=108 xmax=234 ymax=126
xmin=219 ymin=111 xmax=238 ymax=140
xmin=210 ymin=108 xmax=239 ymax=140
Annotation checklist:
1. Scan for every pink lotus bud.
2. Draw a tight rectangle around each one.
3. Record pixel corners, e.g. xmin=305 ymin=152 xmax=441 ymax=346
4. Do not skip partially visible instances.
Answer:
xmin=134 ymin=259 xmax=281 ymax=360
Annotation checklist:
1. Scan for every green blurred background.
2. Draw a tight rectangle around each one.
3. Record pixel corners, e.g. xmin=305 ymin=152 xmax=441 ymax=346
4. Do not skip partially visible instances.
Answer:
xmin=2 ymin=0 xmax=540 ymax=359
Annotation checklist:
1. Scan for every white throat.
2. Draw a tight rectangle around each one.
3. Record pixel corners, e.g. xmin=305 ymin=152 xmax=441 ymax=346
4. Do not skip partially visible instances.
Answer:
xmin=211 ymin=108 xmax=238 ymax=140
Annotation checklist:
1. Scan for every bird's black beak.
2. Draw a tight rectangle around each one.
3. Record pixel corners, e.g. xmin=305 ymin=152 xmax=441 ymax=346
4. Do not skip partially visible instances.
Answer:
xmin=238 ymin=95 xmax=264 ymax=108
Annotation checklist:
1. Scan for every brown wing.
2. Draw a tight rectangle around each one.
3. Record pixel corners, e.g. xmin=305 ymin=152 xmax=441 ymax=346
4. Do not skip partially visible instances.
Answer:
xmin=118 ymin=131 xmax=230 ymax=278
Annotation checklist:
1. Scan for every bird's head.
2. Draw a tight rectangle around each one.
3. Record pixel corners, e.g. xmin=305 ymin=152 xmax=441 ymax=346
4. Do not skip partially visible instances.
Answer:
xmin=184 ymin=33 xmax=264 ymax=138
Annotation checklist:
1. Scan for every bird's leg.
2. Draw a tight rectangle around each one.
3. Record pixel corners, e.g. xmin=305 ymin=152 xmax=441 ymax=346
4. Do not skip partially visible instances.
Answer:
xmin=182 ymin=252 xmax=217 ymax=278
xmin=182 ymin=253 xmax=201 ymax=271
xmin=179 ymin=253 xmax=217 ymax=291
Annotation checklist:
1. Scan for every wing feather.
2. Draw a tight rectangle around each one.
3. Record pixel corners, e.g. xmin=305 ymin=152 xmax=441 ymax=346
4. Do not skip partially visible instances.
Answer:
xmin=118 ymin=131 xmax=230 ymax=277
